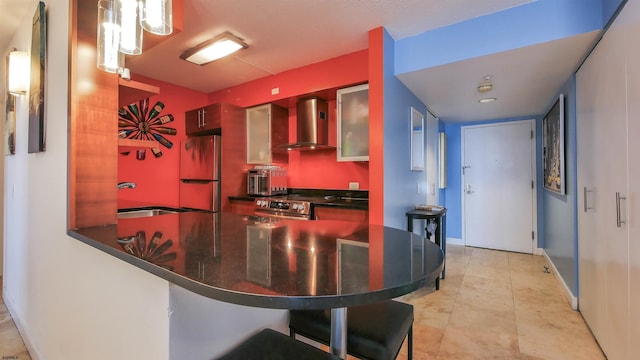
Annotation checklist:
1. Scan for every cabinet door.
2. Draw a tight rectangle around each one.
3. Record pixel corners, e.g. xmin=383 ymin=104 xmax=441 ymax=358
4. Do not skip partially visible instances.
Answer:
xmin=201 ymin=104 xmax=222 ymax=132
xmin=625 ymin=0 xmax=640 ymax=355
xmin=337 ymin=84 xmax=369 ymax=161
xmin=185 ymin=108 xmax=201 ymax=135
xmin=247 ymin=104 xmax=272 ymax=164
xmin=577 ymin=14 xmax=629 ymax=359
xmin=313 ymin=207 xmax=368 ymax=222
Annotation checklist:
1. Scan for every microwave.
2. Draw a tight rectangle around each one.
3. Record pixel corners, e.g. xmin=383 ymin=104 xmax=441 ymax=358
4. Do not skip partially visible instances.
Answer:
xmin=247 ymin=167 xmax=288 ymax=196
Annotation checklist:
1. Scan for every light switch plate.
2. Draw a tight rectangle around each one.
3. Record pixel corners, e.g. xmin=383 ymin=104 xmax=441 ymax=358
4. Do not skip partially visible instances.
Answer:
xmin=349 ymin=182 xmax=359 ymax=190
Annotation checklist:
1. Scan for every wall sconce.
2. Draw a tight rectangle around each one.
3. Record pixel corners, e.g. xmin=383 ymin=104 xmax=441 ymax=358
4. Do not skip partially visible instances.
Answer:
xmin=8 ymin=50 xmax=29 ymax=95
xmin=180 ymin=32 xmax=248 ymax=66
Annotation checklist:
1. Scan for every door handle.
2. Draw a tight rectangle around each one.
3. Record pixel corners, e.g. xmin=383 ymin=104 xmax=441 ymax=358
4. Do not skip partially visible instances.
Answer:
xmin=465 ymin=184 xmax=473 ymax=194
xmin=583 ymin=187 xmax=594 ymax=212
xmin=462 ymin=165 xmax=471 ymax=175
xmin=616 ymin=192 xmax=627 ymax=227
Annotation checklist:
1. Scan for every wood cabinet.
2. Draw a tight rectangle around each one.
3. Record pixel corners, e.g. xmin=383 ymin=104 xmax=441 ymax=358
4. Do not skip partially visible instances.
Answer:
xmin=337 ymin=84 xmax=369 ymax=162
xmin=229 ymin=199 xmax=256 ymax=216
xmin=577 ymin=2 xmax=639 ymax=358
xmin=185 ymin=103 xmax=224 ymax=135
xmin=313 ymin=207 xmax=368 ymax=222
xmin=246 ymin=103 xmax=289 ymax=164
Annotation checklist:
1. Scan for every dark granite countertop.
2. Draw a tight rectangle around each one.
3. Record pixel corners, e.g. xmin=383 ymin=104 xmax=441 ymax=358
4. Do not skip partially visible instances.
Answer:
xmin=68 ymin=211 xmax=443 ymax=310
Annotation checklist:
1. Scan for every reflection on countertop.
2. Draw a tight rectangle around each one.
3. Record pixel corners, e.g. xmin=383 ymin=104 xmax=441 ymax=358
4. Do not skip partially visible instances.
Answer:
xmin=69 ymin=211 xmax=443 ymax=310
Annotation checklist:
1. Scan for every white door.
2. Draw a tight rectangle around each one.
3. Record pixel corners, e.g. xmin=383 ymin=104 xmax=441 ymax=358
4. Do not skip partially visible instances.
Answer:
xmin=462 ymin=120 xmax=536 ymax=253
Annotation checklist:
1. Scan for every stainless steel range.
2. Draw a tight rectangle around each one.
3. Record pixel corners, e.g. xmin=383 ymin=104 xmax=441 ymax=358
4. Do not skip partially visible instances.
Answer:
xmin=254 ymin=198 xmax=312 ymax=220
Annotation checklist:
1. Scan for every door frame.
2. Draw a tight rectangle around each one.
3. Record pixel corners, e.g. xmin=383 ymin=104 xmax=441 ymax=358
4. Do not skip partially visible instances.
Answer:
xmin=460 ymin=119 xmax=538 ymax=253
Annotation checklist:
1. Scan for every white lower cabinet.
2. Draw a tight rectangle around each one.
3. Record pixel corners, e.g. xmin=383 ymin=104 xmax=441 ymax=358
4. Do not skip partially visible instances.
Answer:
xmin=577 ymin=2 xmax=638 ymax=359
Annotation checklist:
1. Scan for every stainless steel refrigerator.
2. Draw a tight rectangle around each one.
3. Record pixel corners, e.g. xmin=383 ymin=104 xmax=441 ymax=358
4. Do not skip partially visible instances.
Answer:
xmin=179 ymin=135 xmax=220 ymax=212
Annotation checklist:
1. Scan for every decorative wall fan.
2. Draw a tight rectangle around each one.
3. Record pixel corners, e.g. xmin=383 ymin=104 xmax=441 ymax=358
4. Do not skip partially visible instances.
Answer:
xmin=118 ymin=98 xmax=176 ymax=159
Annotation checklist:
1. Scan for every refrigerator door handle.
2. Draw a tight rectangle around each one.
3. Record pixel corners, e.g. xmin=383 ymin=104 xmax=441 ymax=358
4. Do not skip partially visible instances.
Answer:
xmin=181 ymin=179 xmax=212 ymax=184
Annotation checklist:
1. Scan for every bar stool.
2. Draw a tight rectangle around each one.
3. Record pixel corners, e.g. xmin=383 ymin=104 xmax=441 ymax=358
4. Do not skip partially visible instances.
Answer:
xmin=218 ymin=328 xmax=341 ymax=360
xmin=289 ymin=300 xmax=414 ymax=360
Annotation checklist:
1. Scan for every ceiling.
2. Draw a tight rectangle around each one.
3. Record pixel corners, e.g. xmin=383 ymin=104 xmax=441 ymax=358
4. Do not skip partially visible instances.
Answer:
xmin=0 ymin=0 xmax=601 ymax=123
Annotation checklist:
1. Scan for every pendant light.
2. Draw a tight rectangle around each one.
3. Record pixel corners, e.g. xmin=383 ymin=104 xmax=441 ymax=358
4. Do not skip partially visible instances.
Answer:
xmin=116 ymin=0 xmax=143 ymax=55
xmin=97 ymin=0 xmax=124 ymax=73
xmin=141 ymin=0 xmax=172 ymax=35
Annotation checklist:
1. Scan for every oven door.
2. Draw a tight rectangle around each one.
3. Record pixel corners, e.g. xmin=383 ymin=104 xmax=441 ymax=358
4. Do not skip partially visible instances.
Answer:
xmin=254 ymin=209 xmax=310 ymax=220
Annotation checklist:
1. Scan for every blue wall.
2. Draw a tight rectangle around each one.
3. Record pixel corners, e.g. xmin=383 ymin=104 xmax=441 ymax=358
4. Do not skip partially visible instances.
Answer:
xmin=394 ymin=0 xmax=603 ymax=75
xmin=380 ymin=29 xmax=429 ymax=230
xmin=543 ymin=75 xmax=578 ymax=295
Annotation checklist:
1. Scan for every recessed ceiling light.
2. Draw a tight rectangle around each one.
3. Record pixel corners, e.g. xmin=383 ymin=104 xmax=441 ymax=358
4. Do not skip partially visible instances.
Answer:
xmin=477 ymin=82 xmax=493 ymax=93
xmin=180 ymin=32 xmax=248 ymax=66
xmin=479 ymin=97 xmax=497 ymax=103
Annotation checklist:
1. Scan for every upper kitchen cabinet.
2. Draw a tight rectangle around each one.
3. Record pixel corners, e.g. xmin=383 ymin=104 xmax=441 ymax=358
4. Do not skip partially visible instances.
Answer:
xmin=185 ymin=103 xmax=225 ymax=135
xmin=337 ymin=84 xmax=369 ymax=161
xmin=246 ymin=103 xmax=289 ymax=164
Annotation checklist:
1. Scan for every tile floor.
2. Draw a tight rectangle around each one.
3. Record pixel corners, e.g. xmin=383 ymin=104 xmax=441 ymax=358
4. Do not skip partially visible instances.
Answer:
xmin=0 ymin=245 xmax=605 ymax=360
xmin=0 ymin=277 xmax=31 ymax=360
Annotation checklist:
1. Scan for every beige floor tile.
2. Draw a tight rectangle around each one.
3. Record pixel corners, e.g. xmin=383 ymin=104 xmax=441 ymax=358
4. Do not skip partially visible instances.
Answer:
xmin=437 ymin=325 xmax=520 ymax=360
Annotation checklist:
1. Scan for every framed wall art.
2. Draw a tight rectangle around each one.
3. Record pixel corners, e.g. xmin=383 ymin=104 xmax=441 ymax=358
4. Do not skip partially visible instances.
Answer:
xmin=410 ymin=107 xmax=424 ymax=171
xmin=28 ymin=1 xmax=46 ymax=153
xmin=543 ymin=93 xmax=565 ymax=194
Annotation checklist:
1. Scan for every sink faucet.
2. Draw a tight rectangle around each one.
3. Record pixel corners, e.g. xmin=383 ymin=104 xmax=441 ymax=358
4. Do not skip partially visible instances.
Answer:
xmin=117 ymin=182 xmax=137 ymax=189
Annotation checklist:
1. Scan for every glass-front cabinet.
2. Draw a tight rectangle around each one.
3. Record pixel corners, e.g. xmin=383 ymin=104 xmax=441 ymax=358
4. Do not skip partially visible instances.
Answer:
xmin=246 ymin=103 xmax=288 ymax=164
xmin=337 ymin=84 xmax=369 ymax=162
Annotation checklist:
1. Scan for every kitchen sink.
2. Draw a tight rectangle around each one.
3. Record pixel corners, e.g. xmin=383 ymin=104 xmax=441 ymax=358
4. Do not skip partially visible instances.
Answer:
xmin=117 ymin=207 xmax=179 ymax=219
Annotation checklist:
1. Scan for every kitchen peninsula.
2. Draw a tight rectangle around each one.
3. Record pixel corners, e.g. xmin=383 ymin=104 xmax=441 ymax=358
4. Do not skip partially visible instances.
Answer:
xmin=68 ymin=211 xmax=443 ymax=357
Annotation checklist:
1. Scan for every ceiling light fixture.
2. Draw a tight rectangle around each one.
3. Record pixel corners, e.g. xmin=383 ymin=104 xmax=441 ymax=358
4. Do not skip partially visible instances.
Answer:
xmin=96 ymin=0 xmax=124 ymax=73
xmin=477 ymin=82 xmax=493 ymax=93
xmin=479 ymin=97 xmax=497 ymax=103
xmin=117 ymin=0 xmax=143 ymax=55
xmin=141 ymin=0 xmax=172 ymax=35
xmin=97 ymin=0 xmax=172 ymax=73
xmin=180 ymin=32 xmax=248 ymax=66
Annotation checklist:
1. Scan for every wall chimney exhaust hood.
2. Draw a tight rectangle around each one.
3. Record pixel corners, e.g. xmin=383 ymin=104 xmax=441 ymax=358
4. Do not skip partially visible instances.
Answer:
xmin=279 ymin=97 xmax=334 ymax=151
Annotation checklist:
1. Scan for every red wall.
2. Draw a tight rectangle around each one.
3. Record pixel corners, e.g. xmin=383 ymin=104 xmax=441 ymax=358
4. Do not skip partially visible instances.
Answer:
xmin=208 ymin=50 xmax=370 ymax=190
xmin=119 ymin=49 xmax=372 ymax=208
xmin=118 ymin=75 xmax=207 ymax=207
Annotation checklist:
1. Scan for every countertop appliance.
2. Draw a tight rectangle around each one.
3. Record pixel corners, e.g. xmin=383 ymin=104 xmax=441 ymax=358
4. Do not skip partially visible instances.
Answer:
xmin=180 ymin=135 xmax=220 ymax=212
xmin=254 ymin=198 xmax=312 ymax=220
xmin=247 ymin=166 xmax=287 ymax=196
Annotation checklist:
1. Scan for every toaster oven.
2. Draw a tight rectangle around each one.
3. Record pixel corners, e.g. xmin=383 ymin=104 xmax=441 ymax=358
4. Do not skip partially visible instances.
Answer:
xmin=247 ymin=167 xmax=287 ymax=196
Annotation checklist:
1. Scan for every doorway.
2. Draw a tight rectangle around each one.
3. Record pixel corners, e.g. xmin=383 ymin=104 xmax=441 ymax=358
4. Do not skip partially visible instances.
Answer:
xmin=461 ymin=120 xmax=536 ymax=253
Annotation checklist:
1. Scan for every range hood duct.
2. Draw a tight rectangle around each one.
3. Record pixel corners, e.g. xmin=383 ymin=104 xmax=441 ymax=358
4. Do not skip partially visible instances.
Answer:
xmin=279 ymin=97 xmax=334 ymax=151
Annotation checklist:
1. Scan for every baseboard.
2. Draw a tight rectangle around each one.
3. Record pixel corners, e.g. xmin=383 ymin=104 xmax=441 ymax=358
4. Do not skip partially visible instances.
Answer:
xmin=3 ymin=289 xmax=42 ymax=360
xmin=447 ymin=237 xmax=464 ymax=246
xmin=542 ymin=251 xmax=579 ymax=310
xmin=534 ymin=247 xmax=545 ymax=256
